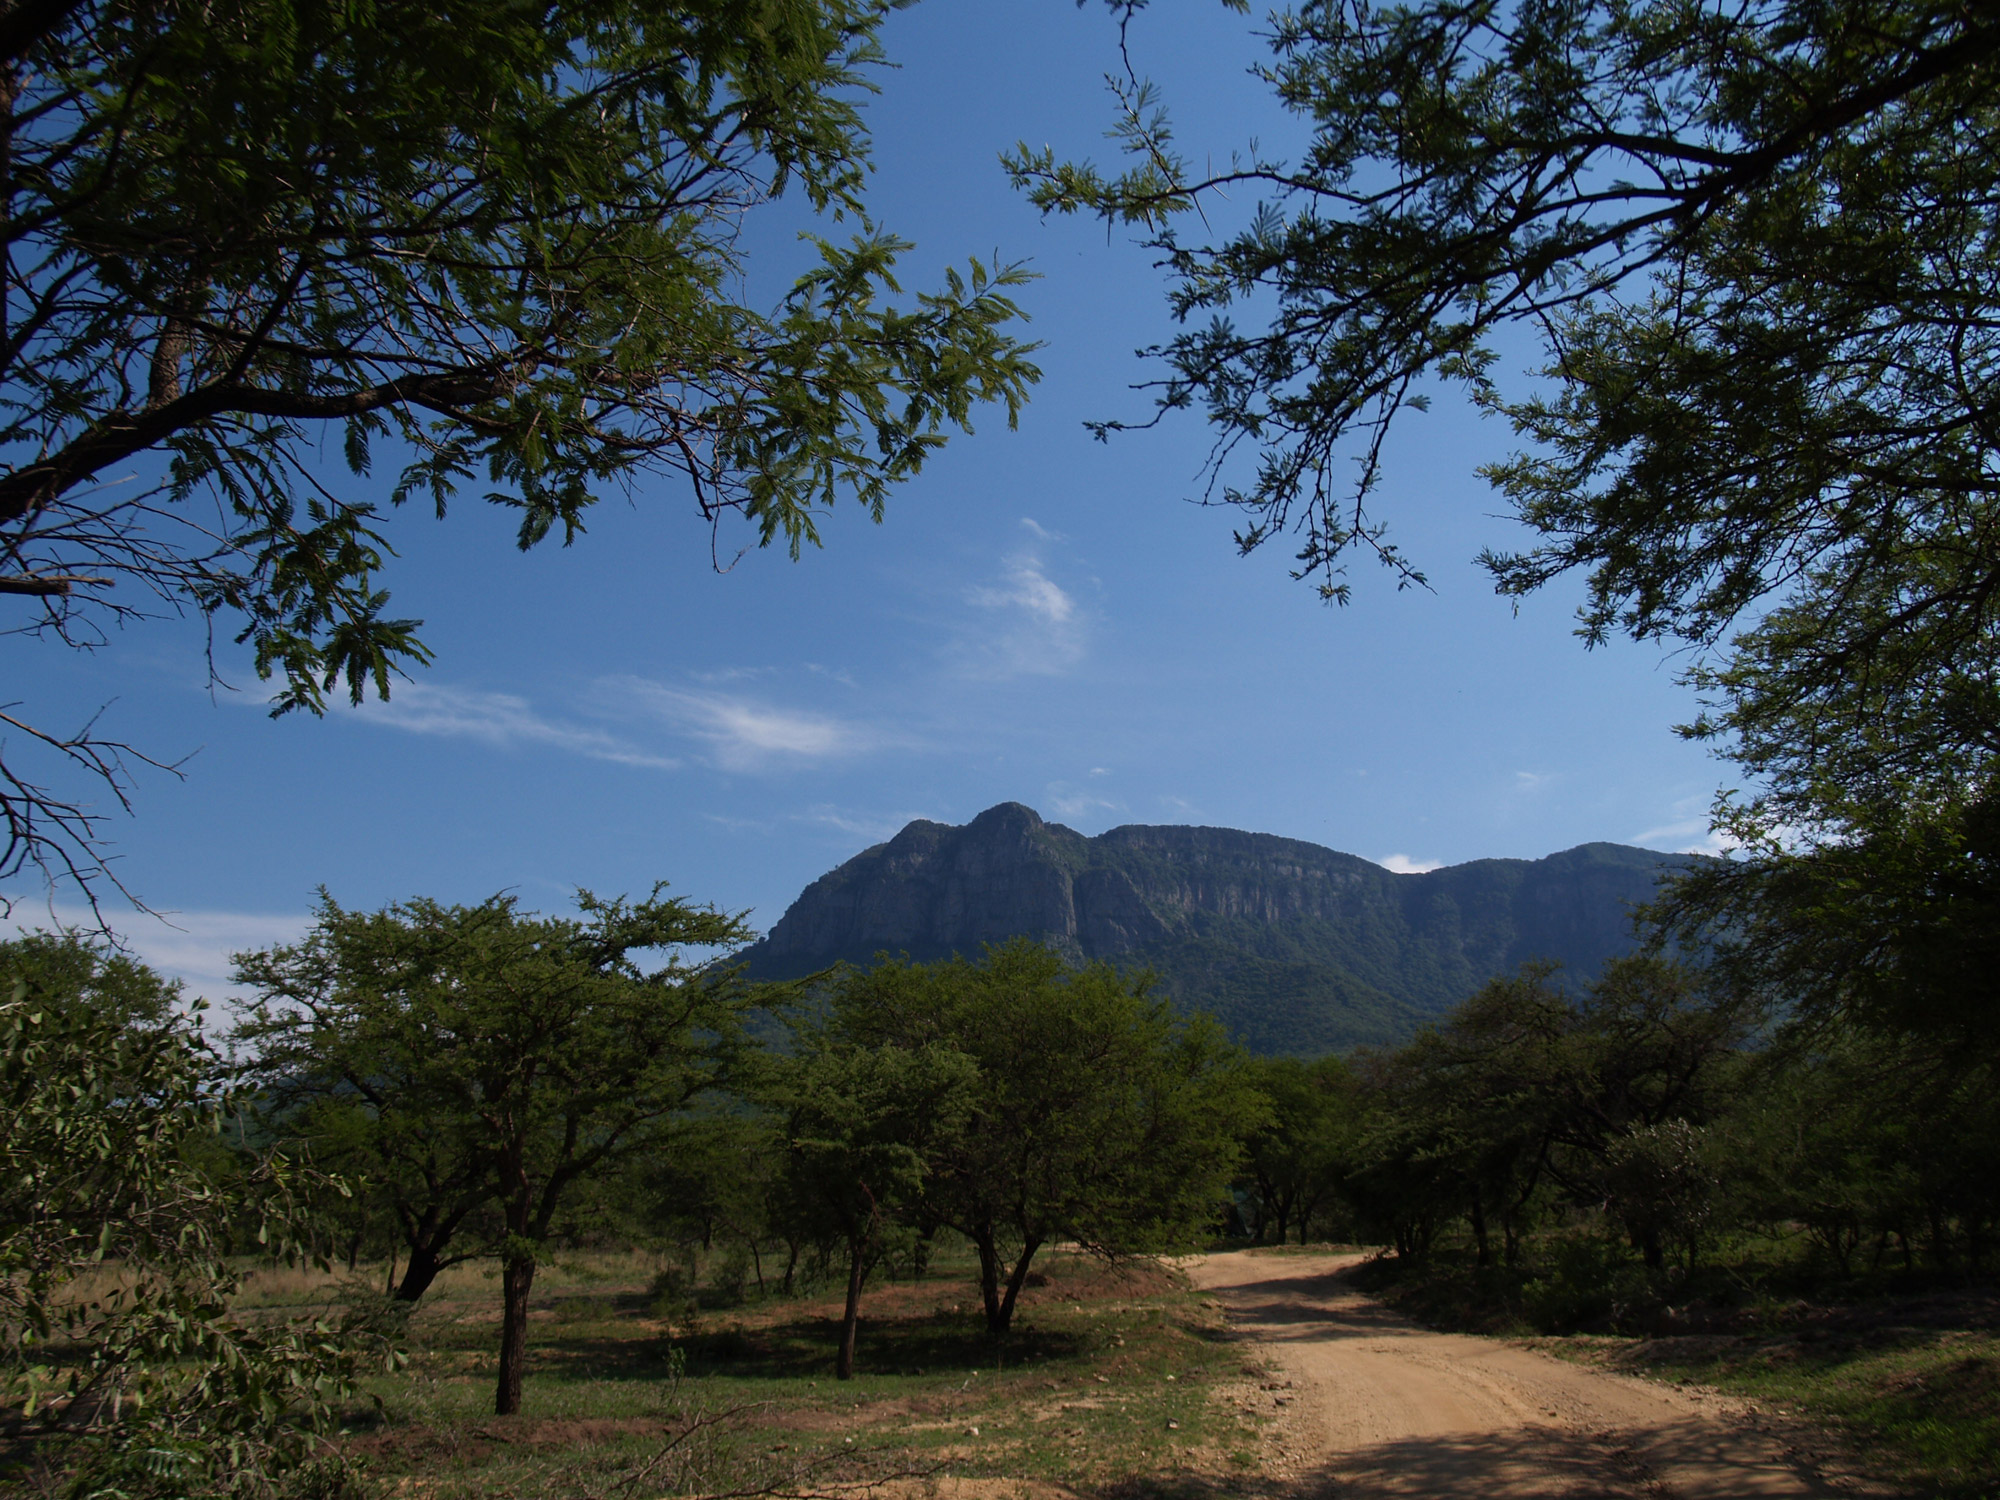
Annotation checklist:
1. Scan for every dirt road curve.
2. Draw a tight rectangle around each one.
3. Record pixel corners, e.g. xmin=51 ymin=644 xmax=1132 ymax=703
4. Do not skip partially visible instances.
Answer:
xmin=1189 ymin=1250 xmax=1868 ymax=1499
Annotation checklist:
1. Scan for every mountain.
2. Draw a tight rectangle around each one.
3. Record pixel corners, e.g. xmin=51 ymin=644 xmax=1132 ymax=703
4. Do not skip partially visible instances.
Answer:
xmin=738 ymin=802 xmax=1699 ymax=1055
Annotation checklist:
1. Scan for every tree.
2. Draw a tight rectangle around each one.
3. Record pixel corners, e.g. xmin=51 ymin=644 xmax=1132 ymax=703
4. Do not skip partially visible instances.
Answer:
xmin=1707 ymin=1016 xmax=2000 ymax=1277
xmin=1651 ymin=705 xmax=2000 ymax=1048
xmin=2 ymin=0 xmax=1041 ymax=905
xmin=828 ymin=940 xmax=1256 ymax=1334
xmin=1021 ymin=0 xmax=1998 ymax=644
xmin=773 ymin=1038 xmax=975 ymax=1378
xmin=0 ymin=934 xmax=385 ymax=1499
xmin=1236 ymin=1054 xmax=1355 ymax=1244
xmin=1017 ymin=2 xmax=2000 ymax=1030
xmin=1335 ymin=957 xmax=1754 ymax=1269
xmin=235 ymin=886 xmax=751 ymax=1417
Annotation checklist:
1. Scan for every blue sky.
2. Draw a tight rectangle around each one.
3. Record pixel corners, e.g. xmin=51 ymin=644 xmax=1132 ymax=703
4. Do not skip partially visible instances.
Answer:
xmin=6 ymin=2 xmax=1729 ymax=998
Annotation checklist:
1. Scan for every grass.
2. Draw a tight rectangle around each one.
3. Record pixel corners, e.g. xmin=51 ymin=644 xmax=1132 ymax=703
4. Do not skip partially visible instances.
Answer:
xmin=260 ymin=1243 xmax=1277 ymax=1500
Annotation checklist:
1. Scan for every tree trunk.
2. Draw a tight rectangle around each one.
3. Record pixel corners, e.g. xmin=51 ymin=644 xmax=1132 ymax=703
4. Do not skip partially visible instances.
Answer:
xmin=837 ymin=1236 xmax=868 ymax=1380
xmin=1470 ymin=1194 xmax=1490 ymax=1267
xmin=395 ymin=1240 xmax=446 ymax=1302
xmin=1638 ymin=1226 xmax=1664 ymax=1272
xmin=495 ymin=1254 xmax=536 ymax=1415
xmin=992 ymin=1235 xmax=1044 ymax=1335
xmin=972 ymin=1223 xmax=1005 ymax=1330
xmin=1928 ymin=1203 xmax=1953 ymax=1271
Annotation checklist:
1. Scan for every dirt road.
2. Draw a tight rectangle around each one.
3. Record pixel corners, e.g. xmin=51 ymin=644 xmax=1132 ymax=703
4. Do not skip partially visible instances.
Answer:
xmin=1189 ymin=1250 xmax=1869 ymax=1498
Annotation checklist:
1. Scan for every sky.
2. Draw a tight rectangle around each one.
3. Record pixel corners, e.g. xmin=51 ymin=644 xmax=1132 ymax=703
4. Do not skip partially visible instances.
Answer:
xmin=5 ymin=2 xmax=1732 ymax=1001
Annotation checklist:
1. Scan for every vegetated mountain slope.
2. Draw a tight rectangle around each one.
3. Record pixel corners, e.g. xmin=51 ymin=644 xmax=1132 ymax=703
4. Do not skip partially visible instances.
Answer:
xmin=738 ymin=803 xmax=1697 ymax=1054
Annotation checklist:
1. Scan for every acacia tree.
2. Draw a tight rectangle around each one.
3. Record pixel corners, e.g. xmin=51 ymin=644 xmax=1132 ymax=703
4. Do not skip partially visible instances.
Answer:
xmin=1018 ymin=1 xmax=2000 ymax=1036
xmin=1237 ymin=1054 xmax=1357 ymax=1244
xmin=0 ymin=934 xmax=384 ymax=1499
xmin=236 ymin=886 xmax=751 ymax=1417
xmin=829 ymin=939 xmax=1256 ymax=1334
xmin=0 ymin=0 xmax=1040 ymax=904
xmin=774 ymin=1039 xmax=975 ymax=1378
xmin=1340 ymin=957 xmax=1755 ymax=1269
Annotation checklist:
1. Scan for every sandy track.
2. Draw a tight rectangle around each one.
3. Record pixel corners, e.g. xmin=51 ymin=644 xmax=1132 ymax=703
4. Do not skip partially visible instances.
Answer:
xmin=1189 ymin=1250 xmax=1868 ymax=1498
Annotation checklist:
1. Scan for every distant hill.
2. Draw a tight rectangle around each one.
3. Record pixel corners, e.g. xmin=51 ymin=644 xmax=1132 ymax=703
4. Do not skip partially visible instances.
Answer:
xmin=738 ymin=802 xmax=1700 ymax=1055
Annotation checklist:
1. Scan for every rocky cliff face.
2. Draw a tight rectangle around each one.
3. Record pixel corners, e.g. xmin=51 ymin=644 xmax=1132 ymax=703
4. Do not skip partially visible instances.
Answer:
xmin=739 ymin=803 xmax=1697 ymax=1054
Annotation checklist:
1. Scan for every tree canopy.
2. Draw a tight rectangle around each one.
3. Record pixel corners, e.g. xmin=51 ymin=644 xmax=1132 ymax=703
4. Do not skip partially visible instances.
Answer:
xmin=772 ymin=1035 xmax=975 ymax=1377
xmin=1020 ymin=0 xmax=2000 ymax=1037
xmin=824 ymin=939 xmax=1256 ymax=1333
xmin=0 ymin=934 xmax=386 ymax=1498
xmin=236 ymin=885 xmax=752 ymax=1415
xmin=1022 ymin=1 xmax=1998 ymax=651
xmin=1 ymin=0 xmax=1041 ymax=902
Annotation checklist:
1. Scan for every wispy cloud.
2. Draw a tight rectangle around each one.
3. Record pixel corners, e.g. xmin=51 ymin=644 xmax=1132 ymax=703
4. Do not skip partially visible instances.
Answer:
xmin=795 ymin=805 xmax=931 ymax=842
xmin=610 ymin=678 xmax=879 ymax=772
xmin=1632 ymin=794 xmax=1733 ymax=855
xmin=343 ymin=682 xmax=677 ymax=769
xmin=7 ymin=902 xmax=309 ymax=1007
xmin=1045 ymin=781 xmax=1122 ymax=822
xmin=1378 ymin=854 xmax=1445 ymax=875
xmin=959 ymin=542 xmax=1086 ymax=678
xmin=688 ymin=665 xmax=776 ymax=686
xmin=970 ymin=556 xmax=1075 ymax=627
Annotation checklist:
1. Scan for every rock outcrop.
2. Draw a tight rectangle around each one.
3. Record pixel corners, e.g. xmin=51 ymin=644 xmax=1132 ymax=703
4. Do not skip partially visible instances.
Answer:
xmin=738 ymin=803 xmax=1697 ymax=1054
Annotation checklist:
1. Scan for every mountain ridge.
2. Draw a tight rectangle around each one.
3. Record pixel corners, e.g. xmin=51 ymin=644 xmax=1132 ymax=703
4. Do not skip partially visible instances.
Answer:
xmin=740 ymin=802 xmax=1698 ymax=1054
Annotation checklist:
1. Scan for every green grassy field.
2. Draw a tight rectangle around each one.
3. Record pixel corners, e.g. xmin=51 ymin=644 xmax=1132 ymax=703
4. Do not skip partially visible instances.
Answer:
xmin=243 ymin=1244 xmax=1278 ymax=1500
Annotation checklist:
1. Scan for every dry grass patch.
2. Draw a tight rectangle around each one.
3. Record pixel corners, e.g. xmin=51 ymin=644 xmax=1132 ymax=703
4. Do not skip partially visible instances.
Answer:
xmin=332 ymin=1245 xmax=1279 ymax=1500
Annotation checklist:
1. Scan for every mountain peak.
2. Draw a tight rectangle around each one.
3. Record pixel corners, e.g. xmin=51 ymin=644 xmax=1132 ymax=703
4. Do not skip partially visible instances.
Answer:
xmin=741 ymin=805 xmax=1695 ymax=1054
xmin=967 ymin=800 xmax=1047 ymax=833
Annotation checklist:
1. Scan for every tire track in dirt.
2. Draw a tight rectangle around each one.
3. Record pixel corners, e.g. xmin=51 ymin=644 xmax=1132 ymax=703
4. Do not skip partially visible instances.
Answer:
xmin=1189 ymin=1250 xmax=1878 ymax=1498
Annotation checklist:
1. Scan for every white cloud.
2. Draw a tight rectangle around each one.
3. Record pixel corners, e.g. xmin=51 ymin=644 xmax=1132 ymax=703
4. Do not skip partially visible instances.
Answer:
xmin=1019 ymin=517 xmax=1058 ymax=541
xmin=343 ymin=682 xmax=677 ymax=769
xmin=7 ymin=901 xmax=309 ymax=1009
xmin=688 ymin=665 xmax=776 ymax=685
xmin=610 ymin=679 xmax=877 ymax=772
xmin=1631 ymin=794 xmax=1737 ymax=854
xmin=1513 ymin=770 xmax=1552 ymax=792
xmin=960 ymin=546 xmax=1086 ymax=678
xmin=795 ymin=805 xmax=930 ymax=842
xmin=1629 ymin=820 xmax=1732 ymax=856
xmin=971 ymin=557 xmax=1075 ymax=626
xmin=1378 ymin=854 xmax=1445 ymax=875
xmin=1629 ymin=791 xmax=1739 ymax=856
xmin=1045 ymin=782 xmax=1122 ymax=822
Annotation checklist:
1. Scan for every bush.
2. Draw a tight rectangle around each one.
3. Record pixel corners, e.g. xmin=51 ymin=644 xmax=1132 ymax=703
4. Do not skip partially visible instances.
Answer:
xmin=0 ymin=936 xmax=395 ymax=1499
xmin=709 ymin=1246 xmax=753 ymax=1306
xmin=649 ymin=1266 xmax=699 ymax=1335
xmin=1518 ymin=1228 xmax=1659 ymax=1333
